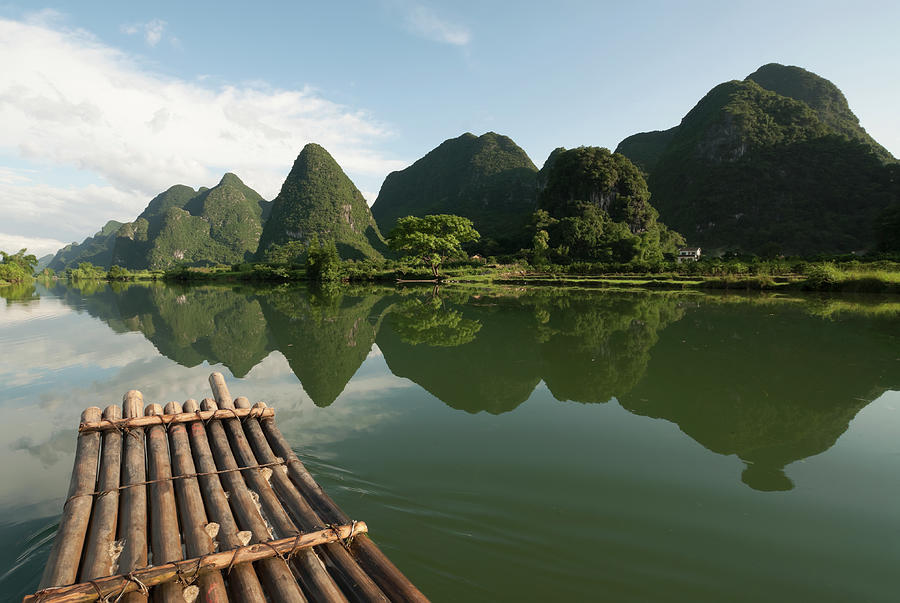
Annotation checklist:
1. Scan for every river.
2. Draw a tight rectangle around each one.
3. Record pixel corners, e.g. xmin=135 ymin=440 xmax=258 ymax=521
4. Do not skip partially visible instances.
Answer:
xmin=0 ymin=281 xmax=898 ymax=601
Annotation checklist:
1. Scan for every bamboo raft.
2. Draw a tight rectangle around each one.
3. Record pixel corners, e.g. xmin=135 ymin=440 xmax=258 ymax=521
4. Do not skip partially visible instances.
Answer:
xmin=25 ymin=373 xmax=427 ymax=603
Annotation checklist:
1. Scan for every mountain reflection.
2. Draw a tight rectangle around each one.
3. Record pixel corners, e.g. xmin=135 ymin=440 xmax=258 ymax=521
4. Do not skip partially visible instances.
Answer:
xmin=49 ymin=282 xmax=899 ymax=491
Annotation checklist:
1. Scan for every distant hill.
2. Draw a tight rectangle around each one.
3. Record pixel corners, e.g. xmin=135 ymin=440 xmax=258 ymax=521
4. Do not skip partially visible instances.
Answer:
xmin=35 ymin=254 xmax=55 ymax=273
xmin=615 ymin=63 xmax=898 ymax=255
xmin=112 ymin=173 xmax=267 ymax=269
xmin=47 ymin=220 xmax=124 ymax=271
xmin=257 ymin=143 xmax=386 ymax=260
xmin=372 ymin=132 xmax=539 ymax=252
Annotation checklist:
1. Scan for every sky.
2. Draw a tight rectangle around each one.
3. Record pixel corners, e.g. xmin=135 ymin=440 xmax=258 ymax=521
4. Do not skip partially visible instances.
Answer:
xmin=1 ymin=0 xmax=898 ymax=256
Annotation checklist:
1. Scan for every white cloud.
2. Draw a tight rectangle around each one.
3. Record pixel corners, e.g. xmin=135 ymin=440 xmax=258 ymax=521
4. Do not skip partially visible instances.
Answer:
xmin=120 ymin=18 xmax=170 ymax=47
xmin=0 ymin=232 xmax=68 ymax=257
xmin=360 ymin=190 xmax=379 ymax=206
xmin=0 ymin=17 xmax=407 ymax=245
xmin=401 ymin=2 xmax=471 ymax=46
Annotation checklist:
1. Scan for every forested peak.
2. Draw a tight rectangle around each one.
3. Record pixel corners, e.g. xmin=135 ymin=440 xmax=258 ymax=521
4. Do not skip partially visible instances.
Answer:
xmin=746 ymin=63 xmax=851 ymax=120
xmin=98 ymin=220 xmax=125 ymax=236
xmin=217 ymin=172 xmax=246 ymax=187
xmin=539 ymin=146 xmax=650 ymax=214
xmin=371 ymin=131 xmax=539 ymax=251
xmin=207 ymin=172 xmax=264 ymax=202
xmin=138 ymin=184 xmax=199 ymax=222
xmin=746 ymin=63 xmax=893 ymax=160
xmin=278 ymin=143 xmax=357 ymax=191
xmin=540 ymin=147 xmax=567 ymax=172
xmin=257 ymin=142 xmax=384 ymax=260
xmin=278 ymin=143 xmax=347 ymax=187
xmin=411 ymin=131 xmax=538 ymax=174
xmin=670 ymin=79 xmax=828 ymax=163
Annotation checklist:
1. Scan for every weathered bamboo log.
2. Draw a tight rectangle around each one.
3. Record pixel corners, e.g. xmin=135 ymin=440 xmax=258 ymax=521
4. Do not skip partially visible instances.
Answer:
xmin=78 ymin=407 xmax=274 ymax=433
xmin=181 ymin=399 xmax=267 ymax=602
xmin=208 ymin=377 xmax=348 ymax=602
xmin=80 ymin=405 xmax=123 ymax=581
xmin=237 ymin=399 xmax=387 ymax=603
xmin=145 ymin=403 xmax=183 ymax=602
xmin=164 ymin=401 xmax=229 ymax=603
xmin=260 ymin=416 xmax=428 ymax=602
xmin=197 ymin=398 xmax=306 ymax=603
xmin=39 ymin=406 xmax=103 ymax=589
xmin=22 ymin=524 xmax=368 ymax=603
xmin=118 ymin=390 xmax=148 ymax=603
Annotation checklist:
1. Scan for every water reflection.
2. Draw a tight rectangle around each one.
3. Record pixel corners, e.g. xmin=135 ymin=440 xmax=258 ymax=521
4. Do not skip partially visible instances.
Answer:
xmin=40 ymin=281 xmax=900 ymax=491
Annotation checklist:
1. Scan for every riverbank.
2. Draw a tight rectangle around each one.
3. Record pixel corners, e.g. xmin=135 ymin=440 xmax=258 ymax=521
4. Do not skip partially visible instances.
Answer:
xmin=160 ymin=261 xmax=900 ymax=294
xmin=32 ymin=258 xmax=900 ymax=294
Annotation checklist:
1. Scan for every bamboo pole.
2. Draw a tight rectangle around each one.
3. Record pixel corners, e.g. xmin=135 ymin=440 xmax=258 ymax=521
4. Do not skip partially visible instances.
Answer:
xmin=145 ymin=403 xmax=183 ymax=602
xmin=208 ymin=376 xmax=348 ymax=602
xmin=260 ymin=417 xmax=429 ymax=602
xmin=181 ymin=399 xmax=267 ymax=602
xmin=39 ymin=406 xmax=103 ymax=588
xmin=23 ymin=524 xmax=367 ymax=603
xmin=236 ymin=399 xmax=387 ymax=603
xmin=197 ymin=398 xmax=306 ymax=603
xmin=117 ymin=391 xmax=148 ymax=603
xmin=164 ymin=401 xmax=229 ymax=603
xmin=80 ymin=405 xmax=123 ymax=581
xmin=78 ymin=407 xmax=274 ymax=433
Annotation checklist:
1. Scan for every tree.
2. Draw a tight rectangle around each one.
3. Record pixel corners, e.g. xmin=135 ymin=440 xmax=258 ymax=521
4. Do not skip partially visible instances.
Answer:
xmin=388 ymin=214 xmax=480 ymax=278
xmin=1 ymin=248 xmax=38 ymax=272
xmin=0 ymin=248 xmax=38 ymax=283
xmin=306 ymin=235 xmax=342 ymax=282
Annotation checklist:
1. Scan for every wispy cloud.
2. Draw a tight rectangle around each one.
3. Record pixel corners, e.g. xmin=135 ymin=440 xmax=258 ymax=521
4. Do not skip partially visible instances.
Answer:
xmin=0 ymin=16 xmax=406 ymax=250
xmin=121 ymin=18 xmax=171 ymax=47
xmin=399 ymin=2 xmax=471 ymax=46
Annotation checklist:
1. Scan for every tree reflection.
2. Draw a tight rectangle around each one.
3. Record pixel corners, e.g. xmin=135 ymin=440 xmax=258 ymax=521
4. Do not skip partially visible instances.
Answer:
xmin=378 ymin=291 xmax=539 ymax=414
xmin=391 ymin=295 xmax=482 ymax=347
xmin=0 ymin=283 xmax=39 ymax=303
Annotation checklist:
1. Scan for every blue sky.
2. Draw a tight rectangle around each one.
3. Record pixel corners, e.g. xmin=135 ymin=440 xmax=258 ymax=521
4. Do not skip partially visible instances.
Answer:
xmin=1 ymin=1 xmax=898 ymax=255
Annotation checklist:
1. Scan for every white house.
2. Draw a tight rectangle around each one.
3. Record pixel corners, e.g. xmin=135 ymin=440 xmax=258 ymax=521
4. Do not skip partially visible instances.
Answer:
xmin=677 ymin=247 xmax=701 ymax=262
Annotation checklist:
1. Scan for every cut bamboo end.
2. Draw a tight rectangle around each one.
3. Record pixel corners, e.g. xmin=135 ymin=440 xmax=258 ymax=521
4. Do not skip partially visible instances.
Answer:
xmin=24 ymin=523 xmax=368 ymax=603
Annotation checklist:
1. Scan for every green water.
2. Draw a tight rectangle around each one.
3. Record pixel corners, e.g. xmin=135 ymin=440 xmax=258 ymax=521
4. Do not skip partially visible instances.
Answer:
xmin=0 ymin=281 xmax=898 ymax=601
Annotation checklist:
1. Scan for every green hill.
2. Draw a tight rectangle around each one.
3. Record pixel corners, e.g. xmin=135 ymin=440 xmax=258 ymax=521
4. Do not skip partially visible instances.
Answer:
xmin=746 ymin=63 xmax=894 ymax=162
xmin=371 ymin=132 xmax=539 ymax=252
xmin=257 ymin=143 xmax=386 ymax=260
xmin=536 ymin=146 xmax=684 ymax=262
xmin=47 ymin=220 xmax=124 ymax=271
xmin=615 ymin=63 xmax=898 ymax=255
xmin=112 ymin=174 xmax=267 ymax=269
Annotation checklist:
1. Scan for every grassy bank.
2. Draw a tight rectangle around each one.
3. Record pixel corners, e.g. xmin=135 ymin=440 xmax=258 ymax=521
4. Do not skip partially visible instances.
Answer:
xmin=48 ymin=257 xmax=900 ymax=295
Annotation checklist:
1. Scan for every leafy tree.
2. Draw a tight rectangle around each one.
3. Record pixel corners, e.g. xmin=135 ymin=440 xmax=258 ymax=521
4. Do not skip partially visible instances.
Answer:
xmin=306 ymin=235 xmax=342 ymax=282
xmin=388 ymin=214 xmax=480 ymax=277
xmin=1 ymin=248 xmax=38 ymax=272
xmin=0 ymin=248 xmax=38 ymax=283
xmin=107 ymin=265 xmax=131 ymax=280
xmin=530 ymin=210 xmax=557 ymax=266
xmin=67 ymin=262 xmax=107 ymax=281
